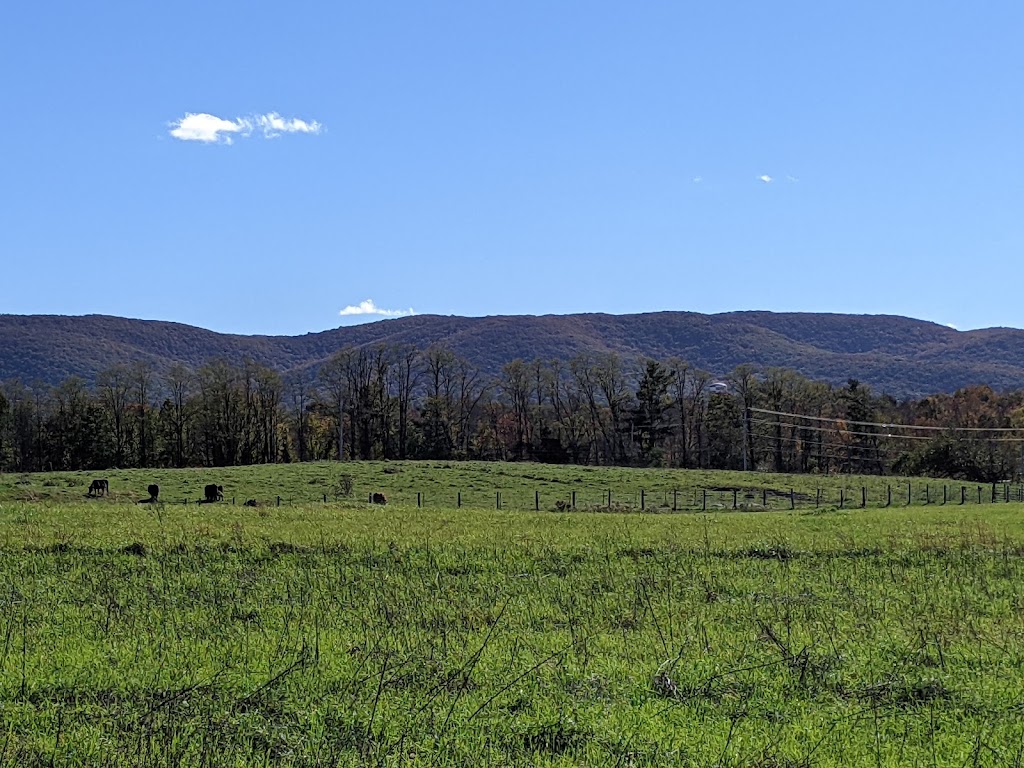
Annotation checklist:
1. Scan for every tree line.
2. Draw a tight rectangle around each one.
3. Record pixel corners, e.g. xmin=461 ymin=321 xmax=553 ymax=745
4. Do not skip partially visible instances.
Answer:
xmin=1 ymin=345 xmax=1022 ymax=481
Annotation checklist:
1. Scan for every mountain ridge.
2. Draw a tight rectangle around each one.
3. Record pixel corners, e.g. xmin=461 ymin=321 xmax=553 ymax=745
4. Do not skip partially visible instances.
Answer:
xmin=1 ymin=311 xmax=1021 ymax=397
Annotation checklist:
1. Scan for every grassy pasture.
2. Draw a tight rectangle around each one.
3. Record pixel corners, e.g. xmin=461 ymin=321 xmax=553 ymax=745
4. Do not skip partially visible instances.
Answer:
xmin=0 ymin=460 xmax=1008 ymax=512
xmin=1 ymin=463 xmax=1023 ymax=765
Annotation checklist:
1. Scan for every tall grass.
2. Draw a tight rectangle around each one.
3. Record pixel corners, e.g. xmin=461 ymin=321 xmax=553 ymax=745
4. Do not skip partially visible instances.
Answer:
xmin=2 ymin=487 xmax=1024 ymax=765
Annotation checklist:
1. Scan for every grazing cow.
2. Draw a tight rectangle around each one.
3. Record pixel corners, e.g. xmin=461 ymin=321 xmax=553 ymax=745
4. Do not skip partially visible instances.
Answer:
xmin=137 ymin=484 xmax=161 ymax=504
xmin=204 ymin=484 xmax=224 ymax=503
xmin=87 ymin=479 xmax=109 ymax=497
xmin=243 ymin=499 xmax=258 ymax=507
xmin=371 ymin=492 xmax=388 ymax=505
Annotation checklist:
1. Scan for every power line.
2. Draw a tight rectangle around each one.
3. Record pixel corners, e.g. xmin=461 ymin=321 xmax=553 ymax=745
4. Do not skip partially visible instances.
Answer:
xmin=749 ymin=418 xmax=934 ymax=441
xmin=744 ymin=431 xmax=1024 ymax=472
xmin=750 ymin=407 xmax=1024 ymax=434
xmin=748 ymin=427 xmax=890 ymax=454
xmin=750 ymin=417 xmax=1024 ymax=445
xmin=740 ymin=430 xmax=894 ymax=464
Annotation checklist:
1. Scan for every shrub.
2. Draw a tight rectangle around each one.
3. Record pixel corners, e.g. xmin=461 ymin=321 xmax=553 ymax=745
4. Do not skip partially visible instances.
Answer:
xmin=334 ymin=474 xmax=355 ymax=499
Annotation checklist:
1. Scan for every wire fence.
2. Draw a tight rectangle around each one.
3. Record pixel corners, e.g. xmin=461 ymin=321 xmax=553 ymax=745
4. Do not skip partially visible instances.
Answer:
xmin=166 ymin=482 xmax=1024 ymax=512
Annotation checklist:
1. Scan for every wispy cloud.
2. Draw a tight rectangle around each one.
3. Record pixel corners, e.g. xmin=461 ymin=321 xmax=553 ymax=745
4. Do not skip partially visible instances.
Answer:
xmin=758 ymin=174 xmax=773 ymax=183
xmin=339 ymin=299 xmax=416 ymax=318
xmin=692 ymin=176 xmax=703 ymax=184
xmin=252 ymin=113 xmax=322 ymax=138
xmin=169 ymin=112 xmax=323 ymax=144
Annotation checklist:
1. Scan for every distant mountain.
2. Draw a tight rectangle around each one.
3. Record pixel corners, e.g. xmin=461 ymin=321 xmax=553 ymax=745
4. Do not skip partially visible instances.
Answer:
xmin=1 ymin=311 xmax=1023 ymax=397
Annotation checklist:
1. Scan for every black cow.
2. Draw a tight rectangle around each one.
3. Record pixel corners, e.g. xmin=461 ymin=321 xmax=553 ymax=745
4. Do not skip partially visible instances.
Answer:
xmin=371 ymin=492 xmax=388 ymax=505
xmin=87 ymin=479 xmax=109 ymax=497
xmin=204 ymin=484 xmax=224 ymax=502
xmin=137 ymin=484 xmax=160 ymax=505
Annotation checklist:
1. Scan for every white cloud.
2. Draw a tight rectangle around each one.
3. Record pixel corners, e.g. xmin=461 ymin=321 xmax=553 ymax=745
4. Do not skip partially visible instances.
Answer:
xmin=339 ymin=299 xmax=416 ymax=318
xmin=254 ymin=112 xmax=321 ymax=137
xmin=758 ymin=174 xmax=773 ymax=183
xmin=169 ymin=113 xmax=248 ymax=144
xmin=169 ymin=112 xmax=323 ymax=143
xmin=786 ymin=175 xmax=799 ymax=183
xmin=692 ymin=176 xmax=703 ymax=183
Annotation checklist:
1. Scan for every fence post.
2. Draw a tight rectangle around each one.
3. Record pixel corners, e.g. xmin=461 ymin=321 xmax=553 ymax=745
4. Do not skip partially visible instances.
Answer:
xmin=790 ymin=489 xmax=795 ymax=510
xmin=840 ymin=489 xmax=844 ymax=509
xmin=458 ymin=492 xmax=461 ymax=508
xmin=496 ymin=491 xmax=501 ymax=510
xmin=762 ymin=489 xmax=767 ymax=508
xmin=674 ymin=489 xmax=678 ymax=511
xmin=908 ymin=484 xmax=912 ymax=506
xmin=232 ymin=497 xmax=235 ymax=505
xmin=886 ymin=485 xmax=891 ymax=507
xmin=977 ymin=486 xmax=982 ymax=504
xmin=607 ymin=490 xmax=612 ymax=509
xmin=925 ymin=485 xmax=930 ymax=504
xmin=702 ymin=489 xmax=706 ymax=511
xmin=323 ymin=494 xmax=326 ymax=503
xmin=816 ymin=488 xmax=821 ymax=508
xmin=961 ymin=486 xmax=966 ymax=505
xmin=733 ymin=489 xmax=738 ymax=510
xmin=640 ymin=489 xmax=645 ymax=510
xmin=571 ymin=491 xmax=576 ymax=510
xmin=861 ymin=487 xmax=866 ymax=508
xmin=417 ymin=492 xmax=422 ymax=508
xmin=943 ymin=485 xmax=947 ymax=505
xmin=992 ymin=483 xmax=997 ymax=503
xmin=276 ymin=496 xmax=280 ymax=507
xmin=535 ymin=490 xmax=539 ymax=511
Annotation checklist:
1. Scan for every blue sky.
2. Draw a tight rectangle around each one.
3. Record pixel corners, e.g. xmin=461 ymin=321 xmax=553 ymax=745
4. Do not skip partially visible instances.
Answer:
xmin=3 ymin=1 xmax=1023 ymax=335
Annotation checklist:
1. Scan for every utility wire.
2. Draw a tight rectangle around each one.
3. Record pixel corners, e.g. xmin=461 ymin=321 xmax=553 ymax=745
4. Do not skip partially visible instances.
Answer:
xmin=749 ymin=407 xmax=1024 ymax=434
xmin=750 ymin=418 xmax=1024 ymax=444
xmin=749 ymin=418 xmax=934 ymax=441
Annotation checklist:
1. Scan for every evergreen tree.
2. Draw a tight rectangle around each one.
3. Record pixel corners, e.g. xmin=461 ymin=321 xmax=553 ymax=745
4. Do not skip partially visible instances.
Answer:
xmin=634 ymin=360 xmax=673 ymax=464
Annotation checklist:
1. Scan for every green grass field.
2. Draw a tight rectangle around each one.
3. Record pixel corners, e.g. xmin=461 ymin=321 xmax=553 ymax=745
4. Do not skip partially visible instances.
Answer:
xmin=2 ymin=462 xmax=1023 ymax=766
xmin=1 ymin=460 xmax=1015 ymax=512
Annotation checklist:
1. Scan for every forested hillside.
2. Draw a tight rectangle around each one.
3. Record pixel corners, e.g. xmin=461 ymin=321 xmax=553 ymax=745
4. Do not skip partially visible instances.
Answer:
xmin=3 ymin=344 xmax=1023 ymax=482
xmin=3 ymin=311 xmax=1024 ymax=396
